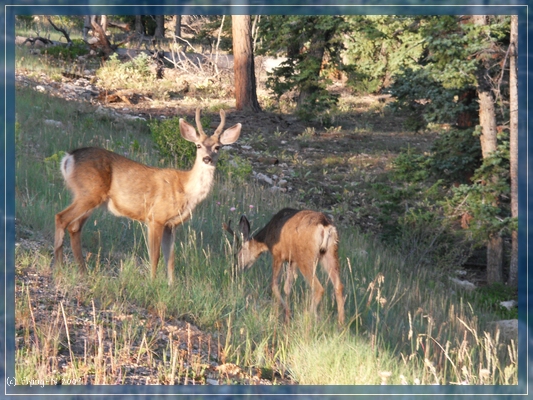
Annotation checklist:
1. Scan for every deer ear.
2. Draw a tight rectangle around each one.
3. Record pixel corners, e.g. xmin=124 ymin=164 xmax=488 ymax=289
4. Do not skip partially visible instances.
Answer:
xmin=219 ymin=123 xmax=242 ymax=145
xmin=239 ymin=215 xmax=250 ymax=240
xmin=179 ymin=118 xmax=201 ymax=143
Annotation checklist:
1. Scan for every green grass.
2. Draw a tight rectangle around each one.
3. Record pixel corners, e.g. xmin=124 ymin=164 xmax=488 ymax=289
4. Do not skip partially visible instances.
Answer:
xmin=14 ymin=78 xmax=518 ymax=386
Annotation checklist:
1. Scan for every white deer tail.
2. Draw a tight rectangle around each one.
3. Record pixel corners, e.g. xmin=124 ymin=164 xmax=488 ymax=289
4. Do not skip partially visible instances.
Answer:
xmin=318 ymin=225 xmax=338 ymax=254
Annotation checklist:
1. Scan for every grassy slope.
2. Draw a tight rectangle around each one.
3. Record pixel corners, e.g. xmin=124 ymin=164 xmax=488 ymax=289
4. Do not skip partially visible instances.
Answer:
xmin=13 ymin=83 xmax=518 ymax=386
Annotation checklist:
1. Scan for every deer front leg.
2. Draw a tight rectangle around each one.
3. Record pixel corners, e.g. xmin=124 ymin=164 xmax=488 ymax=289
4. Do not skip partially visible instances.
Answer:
xmin=148 ymin=221 xmax=164 ymax=282
xmin=161 ymin=225 xmax=176 ymax=285
xmin=283 ymin=262 xmax=300 ymax=323
xmin=271 ymin=258 xmax=290 ymax=321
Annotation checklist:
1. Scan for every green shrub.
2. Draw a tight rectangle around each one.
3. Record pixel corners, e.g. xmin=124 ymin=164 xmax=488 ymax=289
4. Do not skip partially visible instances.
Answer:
xmin=387 ymin=68 xmax=478 ymax=130
xmin=391 ymin=146 xmax=431 ymax=183
xmin=217 ymin=153 xmax=253 ymax=183
xmin=45 ymin=39 xmax=89 ymax=60
xmin=149 ymin=117 xmax=197 ymax=168
xmin=97 ymin=52 xmax=156 ymax=90
xmin=429 ymin=128 xmax=481 ymax=184
xmin=466 ymin=283 xmax=518 ymax=320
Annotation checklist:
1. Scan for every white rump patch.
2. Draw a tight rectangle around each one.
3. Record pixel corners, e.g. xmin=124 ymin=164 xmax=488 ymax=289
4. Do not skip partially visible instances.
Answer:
xmin=60 ymin=152 xmax=74 ymax=180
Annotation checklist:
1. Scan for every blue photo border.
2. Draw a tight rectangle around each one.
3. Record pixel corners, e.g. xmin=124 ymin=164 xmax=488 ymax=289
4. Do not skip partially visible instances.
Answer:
xmin=1 ymin=1 xmax=530 ymax=397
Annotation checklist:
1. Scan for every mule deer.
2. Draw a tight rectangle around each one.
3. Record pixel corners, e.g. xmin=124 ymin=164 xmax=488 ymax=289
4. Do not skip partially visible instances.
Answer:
xmin=224 ymin=208 xmax=345 ymax=325
xmin=54 ymin=108 xmax=241 ymax=284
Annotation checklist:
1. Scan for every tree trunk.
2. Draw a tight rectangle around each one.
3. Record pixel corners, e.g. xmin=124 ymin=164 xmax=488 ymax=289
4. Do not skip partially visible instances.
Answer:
xmin=135 ymin=15 xmax=144 ymax=35
xmin=232 ymin=15 xmax=261 ymax=112
xmin=83 ymin=16 xmax=91 ymax=41
xmin=100 ymin=15 xmax=108 ymax=34
xmin=154 ymin=15 xmax=165 ymax=39
xmin=297 ymin=33 xmax=327 ymax=110
xmin=508 ymin=14 xmax=518 ymax=288
xmin=473 ymin=15 xmax=502 ymax=285
xmin=174 ymin=15 xmax=181 ymax=38
xmin=487 ymin=235 xmax=503 ymax=283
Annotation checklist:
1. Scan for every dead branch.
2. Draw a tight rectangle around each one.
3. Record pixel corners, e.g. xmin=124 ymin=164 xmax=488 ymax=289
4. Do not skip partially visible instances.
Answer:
xmin=47 ymin=17 xmax=72 ymax=44
xmin=108 ymin=20 xmax=130 ymax=32
xmin=113 ymin=32 xmax=137 ymax=48
xmin=22 ymin=36 xmax=53 ymax=46
xmin=173 ymin=35 xmax=199 ymax=53
xmin=90 ymin=15 xmax=114 ymax=57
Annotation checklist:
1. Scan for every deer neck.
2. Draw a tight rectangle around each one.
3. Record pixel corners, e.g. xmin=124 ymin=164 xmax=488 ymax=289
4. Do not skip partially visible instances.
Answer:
xmin=183 ymin=157 xmax=216 ymax=210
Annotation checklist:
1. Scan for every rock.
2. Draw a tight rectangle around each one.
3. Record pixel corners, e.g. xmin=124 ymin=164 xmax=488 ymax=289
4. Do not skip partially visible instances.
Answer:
xmin=255 ymin=172 xmax=273 ymax=185
xmin=500 ymin=300 xmax=518 ymax=310
xmin=257 ymin=157 xmax=279 ymax=165
xmin=449 ymin=277 xmax=476 ymax=291
xmin=492 ymin=319 xmax=518 ymax=341
xmin=123 ymin=114 xmax=146 ymax=122
xmin=44 ymin=119 xmax=63 ymax=128
xmin=278 ymin=179 xmax=288 ymax=188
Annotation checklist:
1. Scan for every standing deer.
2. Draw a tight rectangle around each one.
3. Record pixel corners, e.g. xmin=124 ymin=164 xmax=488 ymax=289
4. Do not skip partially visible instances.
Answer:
xmin=54 ymin=108 xmax=241 ymax=284
xmin=224 ymin=208 xmax=345 ymax=325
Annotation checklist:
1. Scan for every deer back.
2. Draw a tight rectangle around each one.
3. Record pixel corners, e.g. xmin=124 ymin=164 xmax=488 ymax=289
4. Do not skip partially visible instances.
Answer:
xmin=232 ymin=208 xmax=336 ymax=269
xmin=262 ymin=209 xmax=336 ymax=264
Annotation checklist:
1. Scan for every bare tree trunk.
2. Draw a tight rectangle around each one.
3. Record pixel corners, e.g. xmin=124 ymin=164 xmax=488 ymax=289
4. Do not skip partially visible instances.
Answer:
xmin=473 ymin=15 xmax=502 ymax=285
xmin=509 ymin=15 xmax=518 ymax=288
xmin=154 ymin=15 xmax=165 ymax=39
xmin=232 ymin=15 xmax=261 ymax=112
xmin=83 ymin=15 xmax=91 ymax=41
xmin=174 ymin=15 xmax=181 ymax=38
xmin=487 ymin=235 xmax=503 ymax=283
xmin=100 ymin=15 xmax=108 ymax=34
xmin=135 ymin=15 xmax=144 ymax=35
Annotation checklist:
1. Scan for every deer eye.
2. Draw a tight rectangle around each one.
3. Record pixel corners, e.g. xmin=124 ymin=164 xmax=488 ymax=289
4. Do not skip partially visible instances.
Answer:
xmin=214 ymin=146 xmax=221 ymax=152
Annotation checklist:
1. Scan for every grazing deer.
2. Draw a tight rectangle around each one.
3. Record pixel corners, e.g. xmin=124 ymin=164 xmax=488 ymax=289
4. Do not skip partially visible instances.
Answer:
xmin=224 ymin=208 xmax=345 ymax=325
xmin=54 ymin=108 xmax=242 ymax=284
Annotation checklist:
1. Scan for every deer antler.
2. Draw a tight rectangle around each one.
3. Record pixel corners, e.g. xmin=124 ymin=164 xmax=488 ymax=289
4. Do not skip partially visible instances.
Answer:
xmin=214 ymin=109 xmax=226 ymax=136
xmin=195 ymin=108 xmax=206 ymax=137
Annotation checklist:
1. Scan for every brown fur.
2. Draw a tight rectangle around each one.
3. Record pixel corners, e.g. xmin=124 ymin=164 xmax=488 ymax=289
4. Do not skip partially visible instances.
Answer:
xmin=54 ymin=108 xmax=242 ymax=284
xmin=227 ymin=208 xmax=345 ymax=325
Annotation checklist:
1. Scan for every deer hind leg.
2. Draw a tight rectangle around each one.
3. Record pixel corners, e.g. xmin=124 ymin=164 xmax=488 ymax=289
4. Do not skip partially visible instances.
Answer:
xmin=320 ymin=249 xmax=345 ymax=325
xmin=299 ymin=260 xmax=325 ymax=319
xmin=67 ymin=213 xmax=92 ymax=272
xmin=54 ymin=200 xmax=97 ymax=270
xmin=161 ymin=225 xmax=176 ymax=285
